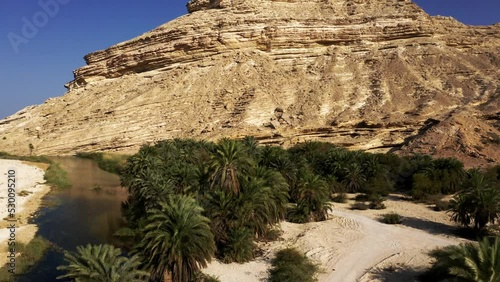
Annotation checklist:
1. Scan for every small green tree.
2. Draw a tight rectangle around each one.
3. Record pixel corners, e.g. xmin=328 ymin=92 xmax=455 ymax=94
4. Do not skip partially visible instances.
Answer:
xmin=28 ymin=143 xmax=34 ymax=156
xmin=268 ymin=248 xmax=318 ymax=282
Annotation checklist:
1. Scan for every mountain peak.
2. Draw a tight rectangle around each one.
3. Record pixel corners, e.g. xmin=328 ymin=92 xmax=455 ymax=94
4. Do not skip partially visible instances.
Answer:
xmin=0 ymin=0 xmax=498 ymax=167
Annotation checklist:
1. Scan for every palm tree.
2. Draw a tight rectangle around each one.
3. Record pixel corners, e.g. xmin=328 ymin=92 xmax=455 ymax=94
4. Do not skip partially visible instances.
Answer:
xmin=204 ymin=190 xmax=239 ymax=245
xmin=241 ymin=136 xmax=260 ymax=156
xmin=290 ymin=171 xmax=331 ymax=222
xmin=57 ymin=244 xmax=149 ymax=282
xmin=449 ymin=191 xmax=472 ymax=227
xmin=135 ymin=195 xmax=215 ymax=282
xmin=450 ymin=170 xmax=500 ymax=231
xmin=431 ymin=157 xmax=465 ymax=194
xmin=237 ymin=173 xmax=288 ymax=237
xmin=171 ymin=164 xmax=199 ymax=194
xmin=342 ymin=163 xmax=366 ymax=193
xmin=428 ymin=237 xmax=500 ymax=282
xmin=204 ymin=168 xmax=288 ymax=262
xmin=259 ymin=146 xmax=298 ymax=190
xmin=208 ymin=139 xmax=254 ymax=194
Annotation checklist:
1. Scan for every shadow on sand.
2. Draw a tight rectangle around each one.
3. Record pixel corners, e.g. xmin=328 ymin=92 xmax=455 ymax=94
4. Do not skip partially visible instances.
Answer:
xmin=367 ymin=265 xmax=426 ymax=282
xmin=400 ymin=216 xmax=456 ymax=237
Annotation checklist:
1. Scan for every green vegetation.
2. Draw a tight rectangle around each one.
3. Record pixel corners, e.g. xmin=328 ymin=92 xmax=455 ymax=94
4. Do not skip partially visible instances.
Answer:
xmin=75 ymin=152 xmax=128 ymax=175
xmin=0 ymin=151 xmax=51 ymax=163
xmin=449 ymin=169 xmax=500 ymax=232
xmin=0 ymin=151 xmax=70 ymax=189
xmin=351 ymin=202 xmax=369 ymax=210
xmin=132 ymin=195 xmax=215 ymax=281
xmin=53 ymin=138 xmax=499 ymax=280
xmin=268 ymin=248 xmax=319 ymax=282
xmin=425 ymin=236 xmax=500 ymax=282
xmin=57 ymin=244 xmax=149 ymax=282
xmin=0 ymin=237 xmax=52 ymax=282
xmin=120 ymin=138 xmax=291 ymax=268
xmin=381 ymin=212 xmax=403 ymax=224
xmin=44 ymin=162 xmax=71 ymax=189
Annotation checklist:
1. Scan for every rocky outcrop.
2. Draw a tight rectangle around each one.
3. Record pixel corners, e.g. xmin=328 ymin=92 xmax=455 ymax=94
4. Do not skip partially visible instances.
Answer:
xmin=0 ymin=0 xmax=498 ymax=166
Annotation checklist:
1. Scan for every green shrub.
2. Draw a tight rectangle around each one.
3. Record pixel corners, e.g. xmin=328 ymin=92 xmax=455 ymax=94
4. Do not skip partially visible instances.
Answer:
xmin=368 ymin=194 xmax=386 ymax=210
xmin=369 ymin=200 xmax=386 ymax=210
xmin=433 ymin=200 xmax=450 ymax=211
xmin=286 ymin=205 xmax=309 ymax=223
xmin=268 ymin=248 xmax=318 ymax=282
xmin=381 ymin=213 xmax=403 ymax=224
xmin=75 ymin=152 xmax=127 ymax=175
xmin=194 ymin=273 xmax=221 ymax=282
xmin=44 ymin=163 xmax=71 ymax=189
xmin=351 ymin=202 xmax=369 ymax=210
xmin=260 ymin=228 xmax=282 ymax=242
xmin=222 ymin=228 xmax=254 ymax=263
xmin=354 ymin=194 xmax=371 ymax=202
xmin=331 ymin=192 xmax=348 ymax=203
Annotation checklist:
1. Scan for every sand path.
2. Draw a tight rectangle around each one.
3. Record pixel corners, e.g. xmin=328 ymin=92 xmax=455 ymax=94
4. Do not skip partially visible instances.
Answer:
xmin=324 ymin=210 xmax=460 ymax=281
xmin=204 ymin=197 xmax=465 ymax=282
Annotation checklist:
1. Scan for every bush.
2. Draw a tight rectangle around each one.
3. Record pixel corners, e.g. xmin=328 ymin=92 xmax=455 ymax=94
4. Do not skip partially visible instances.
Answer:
xmin=260 ymin=228 xmax=282 ymax=242
xmin=351 ymin=202 xmax=369 ymax=210
xmin=381 ymin=213 xmax=403 ymax=224
xmin=44 ymin=162 xmax=71 ymax=189
xmin=194 ymin=273 xmax=221 ymax=282
xmin=268 ymin=248 xmax=318 ymax=282
xmin=222 ymin=228 xmax=254 ymax=263
xmin=369 ymin=200 xmax=386 ymax=210
xmin=75 ymin=152 xmax=127 ymax=175
xmin=331 ymin=192 xmax=348 ymax=203
xmin=367 ymin=194 xmax=386 ymax=210
xmin=286 ymin=205 xmax=309 ymax=223
xmin=354 ymin=194 xmax=371 ymax=202
xmin=433 ymin=200 xmax=450 ymax=211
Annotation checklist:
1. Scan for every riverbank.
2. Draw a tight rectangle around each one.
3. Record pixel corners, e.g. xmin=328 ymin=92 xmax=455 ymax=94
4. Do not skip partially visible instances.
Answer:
xmin=0 ymin=160 xmax=52 ymax=273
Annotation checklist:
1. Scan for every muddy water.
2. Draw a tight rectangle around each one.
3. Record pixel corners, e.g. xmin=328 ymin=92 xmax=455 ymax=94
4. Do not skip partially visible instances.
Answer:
xmin=18 ymin=157 xmax=128 ymax=282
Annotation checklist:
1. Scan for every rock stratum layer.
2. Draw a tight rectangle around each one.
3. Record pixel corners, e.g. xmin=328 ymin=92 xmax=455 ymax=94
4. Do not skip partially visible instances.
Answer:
xmin=0 ymin=0 xmax=499 ymax=166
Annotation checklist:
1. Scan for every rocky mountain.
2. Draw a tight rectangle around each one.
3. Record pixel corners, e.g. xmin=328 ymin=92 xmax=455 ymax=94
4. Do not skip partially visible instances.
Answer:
xmin=0 ymin=0 xmax=499 ymax=166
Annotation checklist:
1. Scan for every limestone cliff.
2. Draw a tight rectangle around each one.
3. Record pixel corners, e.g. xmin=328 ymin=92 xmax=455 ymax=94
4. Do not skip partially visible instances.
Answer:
xmin=0 ymin=0 xmax=499 ymax=166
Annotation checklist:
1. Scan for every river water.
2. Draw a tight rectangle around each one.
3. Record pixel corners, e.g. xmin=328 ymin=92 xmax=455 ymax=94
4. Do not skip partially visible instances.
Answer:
xmin=18 ymin=157 xmax=128 ymax=282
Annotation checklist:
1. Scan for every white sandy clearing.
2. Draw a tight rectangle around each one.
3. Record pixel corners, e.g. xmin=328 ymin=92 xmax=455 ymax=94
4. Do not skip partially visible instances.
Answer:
xmin=203 ymin=195 xmax=467 ymax=282
xmin=0 ymin=159 xmax=51 ymax=266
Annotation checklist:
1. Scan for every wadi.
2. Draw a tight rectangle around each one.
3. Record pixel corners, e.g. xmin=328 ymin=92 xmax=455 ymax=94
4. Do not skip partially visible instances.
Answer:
xmin=0 ymin=0 xmax=499 ymax=281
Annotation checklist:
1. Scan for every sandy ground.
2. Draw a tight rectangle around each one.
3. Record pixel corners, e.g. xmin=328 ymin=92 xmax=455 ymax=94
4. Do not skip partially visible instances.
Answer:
xmin=203 ymin=194 xmax=467 ymax=282
xmin=0 ymin=160 xmax=51 ymax=266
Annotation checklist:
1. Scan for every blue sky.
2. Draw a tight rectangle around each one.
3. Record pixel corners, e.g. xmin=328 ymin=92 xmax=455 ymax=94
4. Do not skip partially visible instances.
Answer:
xmin=0 ymin=0 xmax=499 ymax=119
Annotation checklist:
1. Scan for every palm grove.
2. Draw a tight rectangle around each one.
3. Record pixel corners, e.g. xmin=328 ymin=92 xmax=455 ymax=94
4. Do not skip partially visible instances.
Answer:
xmin=57 ymin=138 xmax=500 ymax=282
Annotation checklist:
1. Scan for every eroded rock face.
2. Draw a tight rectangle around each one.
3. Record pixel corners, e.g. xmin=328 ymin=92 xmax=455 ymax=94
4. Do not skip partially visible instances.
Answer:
xmin=0 ymin=0 xmax=498 ymax=166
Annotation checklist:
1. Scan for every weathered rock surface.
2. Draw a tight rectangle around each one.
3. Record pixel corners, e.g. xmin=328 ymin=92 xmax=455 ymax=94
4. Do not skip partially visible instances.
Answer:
xmin=0 ymin=0 xmax=499 ymax=166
